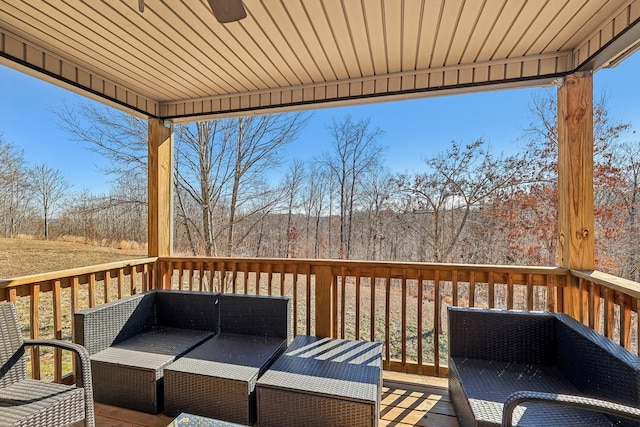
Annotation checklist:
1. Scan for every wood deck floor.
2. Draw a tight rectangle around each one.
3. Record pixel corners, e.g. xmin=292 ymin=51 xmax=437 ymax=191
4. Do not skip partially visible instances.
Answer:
xmin=83 ymin=372 xmax=457 ymax=427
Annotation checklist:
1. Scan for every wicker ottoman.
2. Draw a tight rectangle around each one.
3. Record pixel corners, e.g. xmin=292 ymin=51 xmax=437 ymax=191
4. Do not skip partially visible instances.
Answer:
xmin=164 ymin=333 xmax=287 ymax=425
xmin=256 ymin=335 xmax=383 ymax=427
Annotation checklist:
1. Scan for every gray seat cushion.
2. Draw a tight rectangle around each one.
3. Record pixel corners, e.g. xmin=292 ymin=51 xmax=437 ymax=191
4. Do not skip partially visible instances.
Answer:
xmin=451 ymin=357 xmax=614 ymax=427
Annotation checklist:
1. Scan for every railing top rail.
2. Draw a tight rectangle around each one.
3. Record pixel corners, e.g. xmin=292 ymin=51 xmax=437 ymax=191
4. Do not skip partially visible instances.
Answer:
xmin=571 ymin=269 xmax=640 ymax=300
xmin=0 ymin=257 xmax=158 ymax=289
xmin=159 ymin=256 xmax=570 ymax=275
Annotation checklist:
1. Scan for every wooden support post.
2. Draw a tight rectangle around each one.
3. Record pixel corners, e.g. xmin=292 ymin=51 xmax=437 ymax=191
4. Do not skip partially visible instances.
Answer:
xmin=315 ymin=265 xmax=334 ymax=338
xmin=148 ymin=119 xmax=174 ymax=288
xmin=557 ymin=72 xmax=595 ymax=319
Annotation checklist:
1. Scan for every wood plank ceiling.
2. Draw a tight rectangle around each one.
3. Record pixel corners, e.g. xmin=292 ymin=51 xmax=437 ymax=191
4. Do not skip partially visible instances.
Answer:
xmin=1 ymin=0 xmax=640 ymax=122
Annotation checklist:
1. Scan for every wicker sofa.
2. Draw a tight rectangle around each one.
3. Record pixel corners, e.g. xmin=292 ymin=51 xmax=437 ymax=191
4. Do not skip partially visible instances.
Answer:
xmin=448 ymin=307 xmax=640 ymax=427
xmin=163 ymin=293 xmax=291 ymax=425
xmin=74 ymin=290 xmax=219 ymax=414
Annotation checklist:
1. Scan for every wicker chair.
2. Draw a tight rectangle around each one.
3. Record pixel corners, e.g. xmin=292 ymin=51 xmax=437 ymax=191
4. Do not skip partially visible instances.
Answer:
xmin=448 ymin=307 xmax=640 ymax=427
xmin=0 ymin=301 xmax=95 ymax=427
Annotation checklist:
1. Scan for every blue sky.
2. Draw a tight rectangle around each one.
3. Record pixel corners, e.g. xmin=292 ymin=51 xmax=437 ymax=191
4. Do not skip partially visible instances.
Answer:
xmin=1 ymin=52 xmax=640 ymax=194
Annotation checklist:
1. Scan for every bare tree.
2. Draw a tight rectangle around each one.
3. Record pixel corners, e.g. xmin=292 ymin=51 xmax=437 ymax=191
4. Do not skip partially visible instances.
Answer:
xmin=175 ymin=120 xmax=234 ymax=255
xmin=224 ymin=114 xmax=308 ymax=255
xmin=174 ymin=113 xmax=308 ymax=256
xmin=283 ymin=160 xmax=304 ymax=257
xmin=55 ymin=99 xmax=148 ymax=181
xmin=29 ymin=164 xmax=72 ymax=239
xmin=394 ymin=139 xmax=528 ymax=263
xmin=324 ymin=116 xmax=384 ymax=259
xmin=0 ymin=135 xmax=31 ymax=237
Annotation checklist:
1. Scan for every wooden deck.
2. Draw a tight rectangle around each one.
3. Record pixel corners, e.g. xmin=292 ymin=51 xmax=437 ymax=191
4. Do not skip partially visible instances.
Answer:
xmin=83 ymin=372 xmax=457 ymax=427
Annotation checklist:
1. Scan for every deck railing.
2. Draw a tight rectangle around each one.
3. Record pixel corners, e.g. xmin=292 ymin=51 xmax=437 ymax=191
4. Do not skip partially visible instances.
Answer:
xmin=157 ymin=257 xmax=571 ymax=376
xmin=1 ymin=257 xmax=639 ymax=382
xmin=0 ymin=257 xmax=156 ymax=382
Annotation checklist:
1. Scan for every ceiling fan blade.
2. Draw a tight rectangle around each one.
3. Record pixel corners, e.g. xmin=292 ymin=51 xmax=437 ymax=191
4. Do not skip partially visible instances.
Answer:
xmin=207 ymin=0 xmax=247 ymax=23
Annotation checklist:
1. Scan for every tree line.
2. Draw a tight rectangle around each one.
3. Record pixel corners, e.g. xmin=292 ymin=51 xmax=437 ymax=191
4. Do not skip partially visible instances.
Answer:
xmin=2 ymin=90 xmax=640 ymax=281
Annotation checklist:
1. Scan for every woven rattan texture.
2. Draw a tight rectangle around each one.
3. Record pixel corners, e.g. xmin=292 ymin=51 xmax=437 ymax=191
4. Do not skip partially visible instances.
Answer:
xmin=555 ymin=313 xmax=640 ymax=405
xmin=256 ymin=335 xmax=382 ymax=427
xmin=164 ymin=323 xmax=288 ymax=423
xmin=91 ymin=327 xmax=213 ymax=413
xmin=220 ymin=294 xmax=290 ymax=341
xmin=448 ymin=307 xmax=640 ymax=427
xmin=448 ymin=308 xmax=555 ymax=365
xmin=74 ymin=292 xmax=156 ymax=355
xmin=156 ymin=290 xmax=220 ymax=331
xmin=0 ymin=302 xmax=94 ymax=427
xmin=503 ymin=391 xmax=640 ymax=427
xmin=449 ymin=357 xmax=611 ymax=426
xmin=0 ymin=303 xmax=26 ymax=388
xmin=170 ymin=412 xmax=248 ymax=426
xmin=75 ymin=290 xmax=221 ymax=414
xmin=0 ymin=378 xmax=85 ymax=426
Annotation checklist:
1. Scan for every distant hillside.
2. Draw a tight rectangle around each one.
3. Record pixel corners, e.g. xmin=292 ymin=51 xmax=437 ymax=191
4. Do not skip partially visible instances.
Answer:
xmin=0 ymin=237 xmax=146 ymax=279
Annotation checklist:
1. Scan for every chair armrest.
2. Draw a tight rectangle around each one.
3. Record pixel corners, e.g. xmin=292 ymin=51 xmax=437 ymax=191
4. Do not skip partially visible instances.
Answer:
xmin=502 ymin=390 xmax=640 ymax=427
xmin=24 ymin=339 xmax=95 ymax=427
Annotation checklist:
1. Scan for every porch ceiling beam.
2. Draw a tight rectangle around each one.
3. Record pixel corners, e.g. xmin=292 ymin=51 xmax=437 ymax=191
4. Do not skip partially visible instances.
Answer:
xmin=160 ymin=53 xmax=572 ymax=122
xmin=0 ymin=28 xmax=159 ymax=119
xmin=575 ymin=3 xmax=640 ymax=72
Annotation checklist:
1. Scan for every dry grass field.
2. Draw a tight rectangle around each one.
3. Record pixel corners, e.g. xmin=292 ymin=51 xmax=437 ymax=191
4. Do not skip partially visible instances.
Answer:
xmin=0 ymin=236 xmax=146 ymax=279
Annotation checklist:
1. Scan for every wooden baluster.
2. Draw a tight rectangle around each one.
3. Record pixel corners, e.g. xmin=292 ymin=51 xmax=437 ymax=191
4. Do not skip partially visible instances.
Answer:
xmin=579 ymin=278 xmax=588 ymax=325
xmin=417 ymin=270 xmax=424 ymax=374
xmin=306 ymin=265 xmax=311 ymax=336
xmin=355 ymin=269 xmax=361 ymax=341
xmin=70 ymin=276 xmax=79 ymax=380
xmin=469 ymin=271 xmax=476 ymax=308
xmin=434 ymin=270 xmax=441 ymax=377
xmin=242 ymin=264 xmax=249 ymax=294
xmin=401 ymin=274 xmax=407 ymax=369
xmin=314 ymin=265 xmax=333 ymax=339
xmin=232 ymin=264 xmax=238 ymax=293
xmin=255 ymin=264 xmax=261 ymax=295
xmin=30 ymin=284 xmax=41 ymax=380
xmin=507 ymin=273 xmax=514 ymax=310
xmin=452 ymin=270 xmax=458 ymax=307
xmin=117 ymin=268 xmax=124 ymax=299
xmin=488 ymin=272 xmax=495 ymax=308
xmin=103 ymin=271 xmax=111 ymax=304
xmin=199 ymin=262 xmax=205 ymax=292
xmin=293 ymin=271 xmax=299 ymax=335
xmin=604 ymin=288 xmax=615 ymax=339
xmin=556 ymin=275 xmax=564 ymax=312
xmin=130 ymin=266 xmax=137 ymax=295
xmin=370 ymin=273 xmax=376 ymax=341
xmin=636 ymin=299 xmax=640 ymax=355
xmin=280 ymin=264 xmax=285 ymax=297
xmin=620 ymin=294 xmax=632 ymax=349
xmin=526 ymin=274 xmax=534 ymax=311
xmin=267 ymin=264 xmax=273 ymax=296
xmin=178 ymin=264 xmax=185 ymax=290
xmin=220 ymin=262 xmax=227 ymax=293
xmin=88 ymin=273 xmax=96 ymax=308
xmin=588 ymin=282 xmax=596 ymax=330
xmin=384 ymin=269 xmax=391 ymax=370
xmin=52 ymin=280 xmax=62 ymax=383
xmin=189 ymin=261 xmax=195 ymax=291
xmin=340 ymin=268 xmax=346 ymax=339
xmin=207 ymin=261 xmax=215 ymax=292
xmin=546 ymin=275 xmax=555 ymax=312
